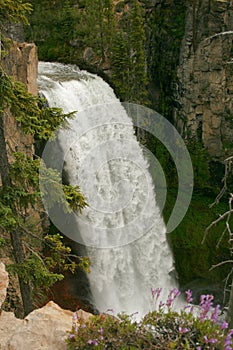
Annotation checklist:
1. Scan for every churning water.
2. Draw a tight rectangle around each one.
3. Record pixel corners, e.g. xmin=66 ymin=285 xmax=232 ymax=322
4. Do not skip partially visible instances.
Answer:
xmin=38 ymin=62 xmax=177 ymax=316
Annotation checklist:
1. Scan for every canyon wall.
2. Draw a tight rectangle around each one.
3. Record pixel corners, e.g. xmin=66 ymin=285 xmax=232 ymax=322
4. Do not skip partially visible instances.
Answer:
xmin=0 ymin=262 xmax=92 ymax=350
xmin=1 ymin=42 xmax=37 ymax=159
xmin=0 ymin=42 xmax=38 ymax=316
xmin=174 ymin=0 xmax=233 ymax=160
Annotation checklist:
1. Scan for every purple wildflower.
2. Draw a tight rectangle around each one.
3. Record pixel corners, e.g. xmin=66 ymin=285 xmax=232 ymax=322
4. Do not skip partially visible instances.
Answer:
xmin=172 ymin=287 xmax=181 ymax=298
xmin=166 ymin=288 xmax=181 ymax=309
xmin=73 ymin=312 xmax=77 ymax=321
xmin=224 ymin=329 xmax=233 ymax=350
xmin=69 ymin=334 xmax=75 ymax=339
xmin=178 ymin=326 xmax=189 ymax=334
xmin=185 ymin=289 xmax=193 ymax=303
xmin=151 ymin=287 xmax=155 ymax=299
xmin=221 ymin=321 xmax=229 ymax=330
xmin=203 ymin=335 xmax=218 ymax=344
xmin=199 ymin=294 xmax=214 ymax=320
xmin=166 ymin=296 xmax=173 ymax=308
xmin=211 ymin=304 xmax=220 ymax=323
xmin=88 ymin=339 xmax=98 ymax=346
xmin=155 ymin=287 xmax=162 ymax=300
xmin=159 ymin=301 xmax=164 ymax=310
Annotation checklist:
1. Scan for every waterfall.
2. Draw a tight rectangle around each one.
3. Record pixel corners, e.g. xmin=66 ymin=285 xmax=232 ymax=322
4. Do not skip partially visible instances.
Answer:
xmin=38 ymin=62 xmax=178 ymax=316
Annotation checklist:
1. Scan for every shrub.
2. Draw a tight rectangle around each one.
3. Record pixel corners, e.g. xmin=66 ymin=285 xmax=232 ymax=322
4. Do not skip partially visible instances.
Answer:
xmin=67 ymin=288 xmax=233 ymax=349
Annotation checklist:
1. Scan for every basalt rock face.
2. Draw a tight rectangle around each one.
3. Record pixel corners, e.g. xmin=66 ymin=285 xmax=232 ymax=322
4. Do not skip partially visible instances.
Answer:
xmin=0 ymin=262 xmax=92 ymax=350
xmin=0 ymin=263 xmax=9 ymax=308
xmin=1 ymin=42 xmax=37 ymax=159
xmin=0 ymin=42 xmax=38 ymax=316
xmin=174 ymin=0 xmax=233 ymax=160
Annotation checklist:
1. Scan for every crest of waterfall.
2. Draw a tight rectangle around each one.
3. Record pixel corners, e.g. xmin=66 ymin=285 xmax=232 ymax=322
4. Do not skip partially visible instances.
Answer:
xmin=38 ymin=62 xmax=178 ymax=316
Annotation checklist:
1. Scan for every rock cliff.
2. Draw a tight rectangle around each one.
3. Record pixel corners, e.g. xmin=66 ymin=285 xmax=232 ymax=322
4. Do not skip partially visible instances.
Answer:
xmin=174 ymin=0 xmax=233 ymax=160
xmin=0 ymin=262 xmax=92 ymax=350
xmin=1 ymin=42 xmax=37 ymax=160
xmin=0 ymin=42 xmax=39 ymax=316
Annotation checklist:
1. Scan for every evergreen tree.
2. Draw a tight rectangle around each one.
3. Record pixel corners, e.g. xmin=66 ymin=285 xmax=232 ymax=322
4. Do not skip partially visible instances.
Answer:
xmin=0 ymin=0 xmax=32 ymax=58
xmin=110 ymin=30 xmax=131 ymax=101
xmin=84 ymin=0 xmax=115 ymax=63
xmin=129 ymin=0 xmax=148 ymax=104
xmin=0 ymin=1 xmax=89 ymax=315
xmin=110 ymin=0 xmax=148 ymax=105
xmin=0 ymin=68 xmax=89 ymax=316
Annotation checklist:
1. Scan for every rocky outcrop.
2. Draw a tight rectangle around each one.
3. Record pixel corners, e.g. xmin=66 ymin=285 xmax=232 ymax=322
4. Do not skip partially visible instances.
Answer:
xmin=0 ymin=42 xmax=39 ymax=316
xmin=0 ymin=262 xmax=92 ymax=350
xmin=0 ymin=263 xmax=9 ymax=308
xmin=0 ymin=301 xmax=93 ymax=350
xmin=2 ymin=42 xmax=38 ymax=95
xmin=1 ymin=42 xmax=37 ymax=159
xmin=174 ymin=0 xmax=233 ymax=159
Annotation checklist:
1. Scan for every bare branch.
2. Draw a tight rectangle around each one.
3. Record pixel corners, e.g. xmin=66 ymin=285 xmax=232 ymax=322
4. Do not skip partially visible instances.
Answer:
xmin=209 ymin=156 xmax=233 ymax=208
xmin=209 ymin=260 xmax=233 ymax=270
xmin=202 ymin=209 xmax=233 ymax=244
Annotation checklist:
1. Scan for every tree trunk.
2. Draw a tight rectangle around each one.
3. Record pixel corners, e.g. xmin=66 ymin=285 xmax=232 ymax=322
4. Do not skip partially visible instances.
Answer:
xmin=227 ymin=276 xmax=233 ymax=328
xmin=0 ymin=114 xmax=33 ymax=316
xmin=10 ymin=230 xmax=34 ymax=315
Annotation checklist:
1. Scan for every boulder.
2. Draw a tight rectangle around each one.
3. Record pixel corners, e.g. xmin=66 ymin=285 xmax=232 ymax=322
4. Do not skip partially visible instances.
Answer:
xmin=0 ymin=301 xmax=92 ymax=350
xmin=0 ymin=262 xmax=92 ymax=350
xmin=0 ymin=262 xmax=9 ymax=308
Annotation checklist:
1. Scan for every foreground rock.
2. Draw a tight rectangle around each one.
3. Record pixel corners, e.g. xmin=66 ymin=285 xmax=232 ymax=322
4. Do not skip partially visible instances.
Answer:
xmin=0 ymin=263 xmax=9 ymax=308
xmin=0 ymin=262 xmax=92 ymax=350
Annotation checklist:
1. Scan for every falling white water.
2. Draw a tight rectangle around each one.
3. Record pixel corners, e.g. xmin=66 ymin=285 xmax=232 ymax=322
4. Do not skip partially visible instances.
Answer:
xmin=38 ymin=61 xmax=178 ymax=316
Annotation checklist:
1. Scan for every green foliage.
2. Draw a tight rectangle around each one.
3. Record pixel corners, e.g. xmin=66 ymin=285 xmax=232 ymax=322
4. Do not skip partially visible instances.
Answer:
xmin=1 ymin=153 xmax=41 ymax=210
xmin=63 ymin=185 xmax=88 ymax=213
xmin=44 ymin=233 xmax=90 ymax=274
xmin=168 ymin=193 xmax=232 ymax=304
xmin=144 ymin=129 xmax=227 ymax=302
xmin=83 ymin=0 xmax=115 ymax=62
xmin=145 ymin=0 xmax=186 ymax=117
xmin=0 ymin=151 xmax=88 ymax=302
xmin=110 ymin=30 xmax=131 ymax=100
xmin=110 ymin=0 xmax=149 ymax=105
xmin=25 ymin=0 xmax=148 ymax=105
xmin=0 ymin=201 xmax=17 ymax=229
xmin=0 ymin=0 xmax=32 ymax=56
xmin=40 ymin=163 xmax=88 ymax=213
xmin=8 ymin=255 xmax=64 ymax=290
xmin=0 ymin=61 xmax=89 ymax=311
xmin=128 ymin=0 xmax=148 ymax=104
xmin=26 ymin=0 xmax=81 ymax=62
xmin=188 ymin=142 xmax=212 ymax=193
xmin=0 ymin=237 xmax=6 ymax=247
xmin=0 ymin=68 xmax=73 ymax=140
xmin=27 ymin=0 xmax=114 ymax=63
xmin=0 ymin=0 xmax=32 ymax=26
xmin=67 ymin=291 xmax=232 ymax=349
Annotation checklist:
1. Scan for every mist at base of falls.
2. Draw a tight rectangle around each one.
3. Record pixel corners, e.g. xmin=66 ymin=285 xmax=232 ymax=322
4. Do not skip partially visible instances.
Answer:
xmin=38 ymin=61 xmax=179 ymax=317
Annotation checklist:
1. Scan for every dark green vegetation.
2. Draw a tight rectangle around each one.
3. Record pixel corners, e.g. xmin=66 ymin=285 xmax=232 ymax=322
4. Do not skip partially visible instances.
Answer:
xmin=67 ymin=291 xmax=232 ymax=349
xmin=0 ymin=1 xmax=90 ymax=316
xmin=0 ymin=67 xmax=90 ymax=316
xmin=26 ymin=0 xmax=148 ymax=105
